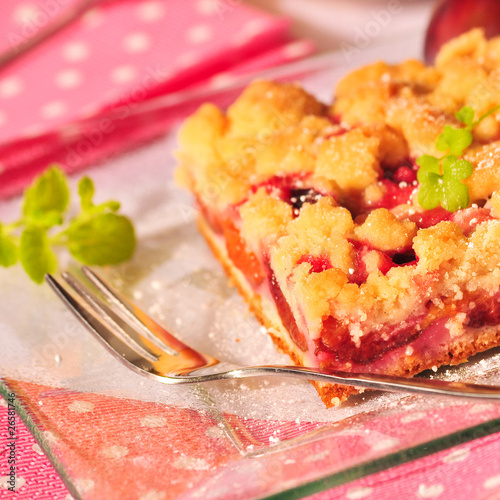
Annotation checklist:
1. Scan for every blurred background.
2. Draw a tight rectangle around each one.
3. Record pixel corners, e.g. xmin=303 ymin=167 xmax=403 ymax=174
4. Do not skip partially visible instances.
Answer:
xmin=245 ymin=0 xmax=435 ymax=51
xmin=0 ymin=0 xmax=440 ymax=199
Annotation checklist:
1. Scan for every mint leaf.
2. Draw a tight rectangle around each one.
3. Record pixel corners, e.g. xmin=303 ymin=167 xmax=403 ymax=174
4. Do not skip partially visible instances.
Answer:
xmin=97 ymin=200 xmax=121 ymax=213
xmin=0 ymin=231 xmax=18 ymax=267
xmin=435 ymin=126 xmax=473 ymax=156
xmin=78 ymin=176 xmax=95 ymax=212
xmin=455 ymin=106 xmax=474 ymax=126
xmin=0 ymin=165 xmax=136 ymax=283
xmin=19 ymin=226 xmax=57 ymax=283
xmin=416 ymin=105 xmax=500 ymax=213
xmin=472 ymin=103 xmax=500 ymax=127
xmin=442 ymin=179 xmax=469 ymax=212
xmin=65 ymin=213 xmax=136 ymax=265
xmin=442 ymin=156 xmax=473 ymax=179
xmin=418 ymin=172 xmax=442 ymax=210
xmin=78 ymin=177 xmax=121 ymax=214
xmin=22 ymin=166 xmax=70 ymax=227
xmin=416 ymin=154 xmax=440 ymax=171
xmin=417 ymin=154 xmax=440 ymax=182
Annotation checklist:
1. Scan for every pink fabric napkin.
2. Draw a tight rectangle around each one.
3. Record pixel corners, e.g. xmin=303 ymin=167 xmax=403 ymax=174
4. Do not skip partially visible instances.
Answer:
xmin=4 ymin=381 xmax=500 ymax=500
xmin=0 ymin=0 xmax=315 ymax=198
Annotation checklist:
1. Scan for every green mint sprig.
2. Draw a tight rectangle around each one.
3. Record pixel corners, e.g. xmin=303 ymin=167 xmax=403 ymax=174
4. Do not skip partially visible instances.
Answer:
xmin=0 ymin=166 xmax=136 ymax=283
xmin=417 ymin=105 xmax=500 ymax=212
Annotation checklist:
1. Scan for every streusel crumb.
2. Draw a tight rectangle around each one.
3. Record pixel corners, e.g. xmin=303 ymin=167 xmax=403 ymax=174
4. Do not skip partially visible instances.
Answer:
xmin=177 ymin=29 xmax=500 ymax=407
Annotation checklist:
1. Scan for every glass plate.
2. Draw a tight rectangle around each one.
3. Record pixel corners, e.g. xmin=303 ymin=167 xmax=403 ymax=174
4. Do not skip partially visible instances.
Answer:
xmin=3 ymin=32 xmax=500 ymax=500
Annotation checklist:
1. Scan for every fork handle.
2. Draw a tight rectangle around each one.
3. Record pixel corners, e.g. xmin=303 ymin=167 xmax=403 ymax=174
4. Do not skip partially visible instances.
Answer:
xmin=176 ymin=365 xmax=500 ymax=402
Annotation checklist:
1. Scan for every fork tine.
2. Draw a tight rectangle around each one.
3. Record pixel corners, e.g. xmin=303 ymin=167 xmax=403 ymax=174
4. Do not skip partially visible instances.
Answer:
xmin=47 ymin=268 xmax=220 ymax=378
xmin=81 ymin=266 xmax=179 ymax=356
xmin=45 ymin=273 xmax=159 ymax=365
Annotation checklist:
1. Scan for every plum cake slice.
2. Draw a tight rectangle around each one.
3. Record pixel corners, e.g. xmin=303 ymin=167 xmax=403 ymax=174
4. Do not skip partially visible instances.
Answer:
xmin=176 ymin=29 xmax=500 ymax=407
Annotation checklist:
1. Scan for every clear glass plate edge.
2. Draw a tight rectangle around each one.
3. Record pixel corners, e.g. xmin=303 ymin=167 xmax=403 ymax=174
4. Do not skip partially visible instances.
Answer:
xmin=263 ymin=417 xmax=500 ymax=500
xmin=0 ymin=379 xmax=84 ymax=500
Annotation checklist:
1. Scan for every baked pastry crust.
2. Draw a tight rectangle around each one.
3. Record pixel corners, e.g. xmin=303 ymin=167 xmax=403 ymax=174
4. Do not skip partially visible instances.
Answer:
xmin=176 ymin=30 xmax=500 ymax=407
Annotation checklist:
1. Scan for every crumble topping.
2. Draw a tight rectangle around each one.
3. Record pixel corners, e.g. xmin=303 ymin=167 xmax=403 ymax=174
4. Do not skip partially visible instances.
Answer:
xmin=177 ymin=29 xmax=500 ymax=404
xmin=177 ymin=28 xmax=500 ymax=336
xmin=354 ymin=209 xmax=417 ymax=252
xmin=254 ymin=116 xmax=334 ymax=178
xmin=412 ymin=222 xmax=466 ymax=272
xmin=316 ymin=128 xmax=381 ymax=192
xmin=226 ymin=80 xmax=326 ymax=137
xmin=466 ymin=142 xmax=500 ymax=201
xmin=239 ymin=188 xmax=292 ymax=249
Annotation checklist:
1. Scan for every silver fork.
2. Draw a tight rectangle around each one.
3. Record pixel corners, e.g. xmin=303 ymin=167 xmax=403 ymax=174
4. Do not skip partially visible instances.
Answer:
xmin=45 ymin=267 xmax=500 ymax=401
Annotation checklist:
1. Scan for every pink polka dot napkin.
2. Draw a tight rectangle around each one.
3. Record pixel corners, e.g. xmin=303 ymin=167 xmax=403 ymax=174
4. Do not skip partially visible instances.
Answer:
xmin=0 ymin=0 xmax=315 ymax=198
xmin=5 ymin=380 xmax=500 ymax=499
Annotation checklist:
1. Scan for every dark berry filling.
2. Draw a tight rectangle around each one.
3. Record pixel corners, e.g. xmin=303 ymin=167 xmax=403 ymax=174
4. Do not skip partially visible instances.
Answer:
xmin=386 ymin=164 xmax=416 ymax=184
xmin=297 ymin=254 xmax=333 ymax=273
xmin=369 ymin=163 xmax=418 ymax=211
xmin=391 ymin=249 xmax=417 ymax=265
xmin=347 ymin=240 xmax=417 ymax=285
xmin=316 ymin=311 xmax=426 ymax=365
xmin=464 ymin=291 xmax=500 ymax=328
xmin=408 ymin=207 xmax=452 ymax=229
xmin=254 ymin=174 xmax=329 ymax=217
xmin=289 ymin=188 xmax=324 ymax=215
xmin=315 ymin=289 xmax=500 ymax=369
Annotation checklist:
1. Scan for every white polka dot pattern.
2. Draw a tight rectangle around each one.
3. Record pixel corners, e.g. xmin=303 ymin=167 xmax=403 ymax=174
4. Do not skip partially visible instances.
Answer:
xmin=75 ymin=478 xmax=94 ymax=493
xmin=0 ymin=0 xmax=313 ymax=154
xmin=417 ymin=483 xmax=445 ymax=498
xmin=137 ymin=2 xmax=165 ymax=22
xmin=0 ymin=475 xmax=26 ymax=491
xmin=0 ymin=76 xmax=23 ymax=98
xmin=139 ymin=490 xmax=167 ymax=500
xmin=13 ymin=4 xmax=38 ymax=25
xmin=173 ymin=455 xmax=210 ymax=471
xmin=186 ymin=24 xmax=213 ymax=45
xmin=81 ymin=8 xmax=104 ymax=29
xmin=196 ymin=0 xmax=219 ymax=16
xmin=32 ymin=443 xmax=44 ymax=456
xmin=102 ymin=445 xmax=129 ymax=459
xmin=345 ymin=486 xmax=374 ymax=499
xmin=442 ymin=447 xmax=470 ymax=463
xmin=62 ymin=41 xmax=89 ymax=62
xmin=123 ymin=32 xmax=151 ymax=53
xmin=55 ymin=69 xmax=82 ymax=89
xmin=140 ymin=415 xmax=167 ymax=428
xmin=111 ymin=65 xmax=137 ymax=84
xmin=209 ymin=72 xmax=237 ymax=89
xmin=5 ymin=389 xmax=500 ymax=500
xmin=40 ymin=101 xmax=66 ymax=118
xmin=484 ymin=474 xmax=500 ymax=490
xmin=68 ymin=400 xmax=95 ymax=413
